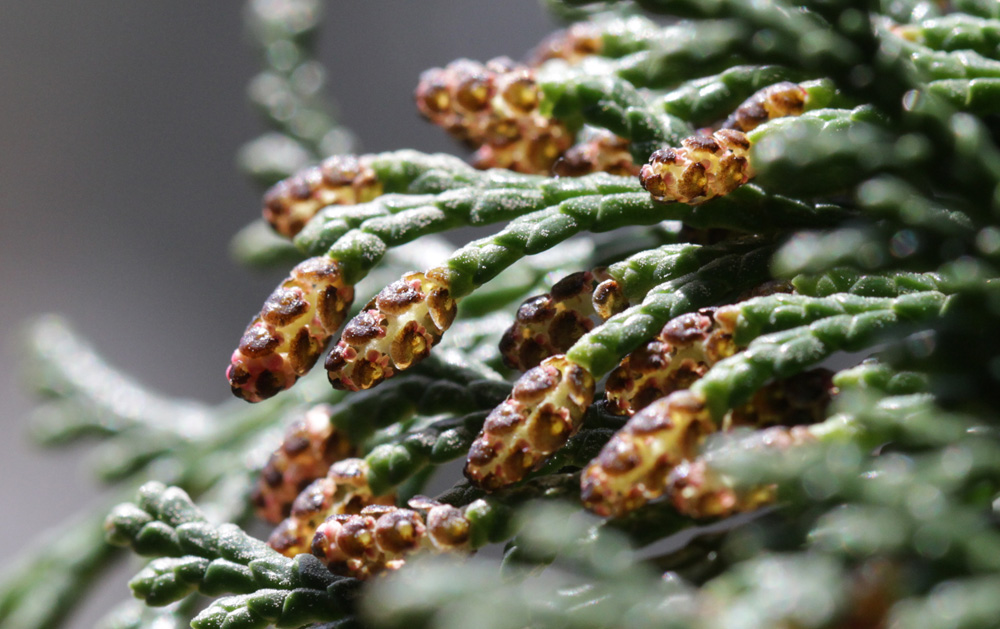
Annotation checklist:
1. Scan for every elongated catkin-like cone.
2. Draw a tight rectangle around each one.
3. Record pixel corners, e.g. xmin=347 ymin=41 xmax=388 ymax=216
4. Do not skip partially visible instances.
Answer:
xmin=721 ymin=81 xmax=808 ymax=133
xmin=311 ymin=496 xmax=471 ymax=579
xmin=268 ymin=457 xmax=395 ymax=557
xmin=581 ymin=390 xmax=714 ymax=518
xmin=228 ymin=257 xmax=355 ymax=402
xmin=667 ymin=424 xmax=818 ymax=519
xmin=325 ymin=269 xmax=457 ymax=391
xmin=251 ymin=404 xmax=358 ymax=524
xmin=604 ymin=308 xmax=738 ymax=415
xmin=669 ymin=371 xmax=833 ymax=519
xmin=724 ymin=368 xmax=833 ymax=430
xmin=666 ymin=458 xmax=777 ymax=519
xmin=604 ymin=281 xmax=794 ymax=415
xmin=639 ymin=81 xmax=811 ymax=203
xmin=529 ymin=21 xmax=604 ymax=66
xmin=640 ymin=129 xmax=754 ymax=204
xmin=464 ymin=355 xmax=595 ymax=491
xmin=415 ymin=57 xmax=573 ymax=174
xmin=528 ymin=14 xmax=659 ymax=67
xmin=262 ymin=154 xmax=382 ymax=238
xmin=586 ymin=369 xmax=834 ymax=519
xmin=325 ymin=174 xmax=653 ymax=391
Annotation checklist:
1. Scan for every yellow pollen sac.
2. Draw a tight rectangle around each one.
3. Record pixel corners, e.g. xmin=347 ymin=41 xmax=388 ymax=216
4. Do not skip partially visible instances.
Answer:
xmin=465 ymin=355 xmax=595 ymax=491
xmin=640 ymin=129 xmax=754 ymax=205
xmin=262 ymin=154 xmax=382 ymax=238
xmin=325 ymin=269 xmax=456 ymax=391
xmin=722 ymin=82 xmax=808 ymax=134
xmin=228 ymin=257 xmax=355 ymax=402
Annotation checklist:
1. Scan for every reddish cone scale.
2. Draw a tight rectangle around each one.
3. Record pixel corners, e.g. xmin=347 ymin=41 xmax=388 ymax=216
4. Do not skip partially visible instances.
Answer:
xmin=267 ymin=457 xmax=395 ymax=558
xmin=325 ymin=269 xmax=457 ymax=391
xmin=311 ymin=496 xmax=472 ymax=579
xmin=465 ymin=355 xmax=595 ymax=491
xmin=228 ymin=257 xmax=355 ymax=402
xmin=251 ymin=404 xmax=358 ymax=524
xmin=263 ymin=154 xmax=382 ymax=238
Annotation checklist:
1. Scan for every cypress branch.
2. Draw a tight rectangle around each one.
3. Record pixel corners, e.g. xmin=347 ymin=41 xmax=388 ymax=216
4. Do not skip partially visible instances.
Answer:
xmin=105 ymin=482 xmax=360 ymax=625
xmin=567 ymin=242 xmax=774 ymax=376
xmin=19 ymin=1 xmax=1000 ymax=628
xmin=694 ymin=291 xmax=949 ymax=418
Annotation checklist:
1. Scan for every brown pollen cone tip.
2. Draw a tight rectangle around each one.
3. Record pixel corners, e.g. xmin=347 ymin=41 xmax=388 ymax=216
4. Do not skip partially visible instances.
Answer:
xmin=581 ymin=390 xmax=713 ymax=518
xmin=267 ymin=457 xmax=395 ymax=558
xmin=414 ymin=56 xmax=573 ymax=174
xmin=465 ymin=355 xmax=594 ymax=491
xmin=263 ymin=154 xmax=382 ymax=238
xmin=326 ymin=268 xmax=456 ymax=392
xmin=605 ymin=308 xmax=737 ymax=416
xmin=309 ymin=497 xmax=472 ymax=579
xmin=640 ymin=129 xmax=753 ymax=204
xmin=228 ymin=256 xmax=355 ymax=403
xmin=722 ymin=81 xmax=808 ymax=134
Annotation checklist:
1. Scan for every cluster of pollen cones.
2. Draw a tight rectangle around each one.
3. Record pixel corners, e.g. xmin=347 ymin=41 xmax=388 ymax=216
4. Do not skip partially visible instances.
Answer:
xmin=234 ymin=57 xmax=823 ymax=578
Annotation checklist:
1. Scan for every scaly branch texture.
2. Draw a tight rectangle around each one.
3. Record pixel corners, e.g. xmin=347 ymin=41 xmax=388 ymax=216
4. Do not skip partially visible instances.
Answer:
xmin=105 ymin=482 xmax=360 ymax=628
xmin=15 ymin=2 xmax=1000 ymax=629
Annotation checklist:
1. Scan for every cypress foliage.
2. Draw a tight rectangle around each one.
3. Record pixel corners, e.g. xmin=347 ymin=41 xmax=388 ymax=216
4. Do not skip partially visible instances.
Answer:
xmin=8 ymin=1 xmax=1000 ymax=627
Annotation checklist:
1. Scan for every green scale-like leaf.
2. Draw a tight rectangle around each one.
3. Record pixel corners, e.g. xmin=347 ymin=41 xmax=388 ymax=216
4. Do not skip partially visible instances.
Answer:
xmin=539 ymin=71 xmax=693 ymax=159
xmin=567 ymin=242 xmax=774 ymax=375
xmin=694 ymin=291 xmax=949 ymax=418
xmin=106 ymin=483 xmax=358 ymax=626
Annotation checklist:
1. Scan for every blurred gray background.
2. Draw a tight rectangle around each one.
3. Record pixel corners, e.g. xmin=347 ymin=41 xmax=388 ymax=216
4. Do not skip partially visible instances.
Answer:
xmin=0 ymin=2 xmax=555 ymax=626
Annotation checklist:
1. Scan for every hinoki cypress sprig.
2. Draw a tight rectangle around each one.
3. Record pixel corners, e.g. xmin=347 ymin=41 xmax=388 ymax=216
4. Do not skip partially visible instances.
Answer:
xmin=322 ymin=202 xmax=788 ymax=392
xmin=12 ymin=1 xmax=1000 ymax=628
xmin=105 ymin=482 xmax=360 ymax=628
